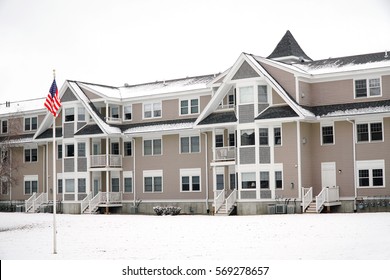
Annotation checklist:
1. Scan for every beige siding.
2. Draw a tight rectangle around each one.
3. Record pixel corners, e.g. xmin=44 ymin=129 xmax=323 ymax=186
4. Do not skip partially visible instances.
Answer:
xmin=260 ymin=62 xmax=296 ymax=101
xmin=271 ymin=89 xmax=286 ymax=105
xmin=298 ymin=81 xmax=312 ymax=106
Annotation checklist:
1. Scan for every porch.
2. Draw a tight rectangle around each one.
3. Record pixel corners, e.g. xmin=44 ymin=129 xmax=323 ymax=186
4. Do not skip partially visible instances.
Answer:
xmin=81 ymin=191 xmax=122 ymax=214
xmin=302 ymin=186 xmax=341 ymax=213
xmin=90 ymin=154 xmax=122 ymax=168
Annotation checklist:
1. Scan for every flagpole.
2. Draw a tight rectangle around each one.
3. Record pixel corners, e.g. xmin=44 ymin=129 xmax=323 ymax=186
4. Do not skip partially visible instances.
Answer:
xmin=52 ymin=69 xmax=57 ymax=254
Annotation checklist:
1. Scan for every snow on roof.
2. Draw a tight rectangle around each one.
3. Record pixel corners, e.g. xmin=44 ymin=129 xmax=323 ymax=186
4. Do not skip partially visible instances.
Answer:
xmin=77 ymin=82 xmax=121 ymax=99
xmin=124 ymin=121 xmax=194 ymax=134
xmin=322 ymin=105 xmax=390 ymax=118
xmin=0 ymin=98 xmax=46 ymax=116
xmin=67 ymin=81 xmax=121 ymax=135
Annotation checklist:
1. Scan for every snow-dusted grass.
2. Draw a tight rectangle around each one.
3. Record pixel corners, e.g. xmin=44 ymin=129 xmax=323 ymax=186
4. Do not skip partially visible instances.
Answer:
xmin=1 ymin=212 xmax=390 ymax=260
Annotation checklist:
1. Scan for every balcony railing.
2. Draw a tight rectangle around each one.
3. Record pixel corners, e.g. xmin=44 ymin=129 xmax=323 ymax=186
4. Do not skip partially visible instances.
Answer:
xmin=214 ymin=146 xmax=236 ymax=161
xmin=90 ymin=154 xmax=122 ymax=168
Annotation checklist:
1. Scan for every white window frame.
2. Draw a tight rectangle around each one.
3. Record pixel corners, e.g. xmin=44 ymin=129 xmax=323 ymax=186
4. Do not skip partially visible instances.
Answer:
xmin=1 ymin=119 xmax=8 ymax=134
xmin=110 ymin=106 xmax=120 ymax=119
xmin=124 ymin=141 xmax=132 ymax=156
xmin=123 ymin=104 xmax=132 ymax=121
xmin=24 ymin=116 xmax=38 ymax=131
xmin=356 ymin=120 xmax=383 ymax=143
xmin=240 ymin=129 xmax=255 ymax=146
xmin=356 ymin=160 xmax=385 ymax=188
xmin=180 ymin=168 xmax=201 ymax=192
xmin=64 ymin=107 xmax=75 ymax=122
xmin=123 ymin=171 xmax=133 ymax=193
xmin=65 ymin=143 xmax=75 ymax=158
xmin=143 ymin=138 xmax=162 ymax=156
xmin=354 ymin=77 xmax=382 ymax=99
xmin=321 ymin=123 xmax=335 ymax=145
xmin=180 ymin=135 xmax=200 ymax=154
xmin=180 ymin=98 xmax=199 ymax=115
xmin=24 ymin=175 xmax=38 ymax=195
xmin=238 ymin=86 xmax=254 ymax=104
xmin=65 ymin=178 xmax=75 ymax=193
xmin=78 ymin=107 xmax=86 ymax=122
xmin=143 ymin=102 xmax=162 ymax=119
xmin=275 ymin=170 xmax=283 ymax=190
xmin=24 ymin=148 xmax=38 ymax=163
xmin=274 ymin=126 xmax=282 ymax=146
xmin=143 ymin=170 xmax=163 ymax=193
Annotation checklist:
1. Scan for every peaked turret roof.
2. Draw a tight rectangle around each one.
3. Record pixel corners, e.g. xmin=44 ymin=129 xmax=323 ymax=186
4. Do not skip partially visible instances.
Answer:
xmin=267 ymin=30 xmax=312 ymax=62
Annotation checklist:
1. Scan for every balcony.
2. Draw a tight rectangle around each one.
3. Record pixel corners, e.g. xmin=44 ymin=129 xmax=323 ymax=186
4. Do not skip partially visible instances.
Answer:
xmin=214 ymin=146 xmax=236 ymax=162
xmin=90 ymin=154 xmax=122 ymax=168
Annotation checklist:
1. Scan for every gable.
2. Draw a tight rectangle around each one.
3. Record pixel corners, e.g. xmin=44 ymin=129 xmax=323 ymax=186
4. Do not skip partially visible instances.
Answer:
xmin=61 ymin=88 xmax=78 ymax=102
xmin=232 ymin=60 xmax=260 ymax=80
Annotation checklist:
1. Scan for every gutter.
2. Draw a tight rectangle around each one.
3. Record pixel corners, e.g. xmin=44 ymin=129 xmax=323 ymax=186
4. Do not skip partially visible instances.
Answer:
xmin=202 ymin=132 xmax=209 ymax=213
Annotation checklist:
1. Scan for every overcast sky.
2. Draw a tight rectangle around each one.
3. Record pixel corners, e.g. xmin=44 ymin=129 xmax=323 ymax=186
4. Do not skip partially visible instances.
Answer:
xmin=0 ymin=0 xmax=389 ymax=102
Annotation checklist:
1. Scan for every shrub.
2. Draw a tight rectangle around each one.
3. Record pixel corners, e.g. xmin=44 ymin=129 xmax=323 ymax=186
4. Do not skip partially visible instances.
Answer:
xmin=153 ymin=206 xmax=181 ymax=216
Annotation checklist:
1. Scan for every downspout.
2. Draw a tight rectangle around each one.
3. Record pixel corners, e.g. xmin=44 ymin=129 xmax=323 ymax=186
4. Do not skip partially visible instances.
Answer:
xmin=297 ymin=120 xmax=302 ymax=201
xmin=202 ymin=132 xmax=209 ymax=213
xmin=133 ymin=138 xmax=136 ymax=207
xmin=347 ymin=118 xmax=357 ymax=211
xmin=43 ymin=144 xmax=46 ymax=194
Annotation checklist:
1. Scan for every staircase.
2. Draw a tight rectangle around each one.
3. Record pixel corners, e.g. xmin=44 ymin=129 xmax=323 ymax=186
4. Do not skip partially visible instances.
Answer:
xmin=304 ymin=201 xmax=324 ymax=214
xmin=301 ymin=186 xmax=340 ymax=214
xmin=25 ymin=192 xmax=48 ymax=213
xmin=214 ymin=189 xmax=237 ymax=216
xmin=81 ymin=192 xmax=122 ymax=214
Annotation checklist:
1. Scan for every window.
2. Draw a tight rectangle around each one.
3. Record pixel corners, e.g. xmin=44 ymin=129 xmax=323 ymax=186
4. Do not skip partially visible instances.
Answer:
xmin=259 ymin=128 xmax=269 ymax=146
xmin=180 ymin=99 xmax=199 ymax=115
xmin=143 ymin=171 xmax=163 ymax=193
xmin=180 ymin=136 xmax=199 ymax=153
xmin=275 ymin=171 xmax=283 ymax=189
xmin=65 ymin=108 xmax=75 ymax=122
xmin=1 ymin=120 xmax=8 ymax=134
xmin=24 ymin=179 xmax=38 ymax=194
xmin=230 ymin=173 xmax=236 ymax=190
xmin=215 ymin=134 xmax=223 ymax=148
xmin=24 ymin=117 xmax=37 ymax=131
xmin=1 ymin=149 xmax=8 ymax=163
xmin=58 ymin=179 xmax=63 ymax=194
xmin=228 ymin=93 xmax=235 ymax=107
xmin=241 ymin=172 xmax=256 ymax=189
xmin=258 ymin=85 xmax=268 ymax=103
xmin=78 ymin=142 xmax=86 ymax=157
xmin=322 ymin=125 xmax=334 ymax=145
xmin=124 ymin=177 xmax=133 ymax=193
xmin=216 ymin=174 xmax=224 ymax=190
xmin=111 ymin=106 xmax=119 ymax=119
xmin=24 ymin=148 xmax=38 ymax=162
xmin=229 ymin=133 xmax=235 ymax=147
xmin=241 ymin=129 xmax=255 ymax=146
xmin=357 ymin=160 xmax=385 ymax=188
xmin=239 ymin=86 xmax=254 ymax=104
xmin=144 ymin=139 xmax=162 ymax=156
xmin=65 ymin=179 xmax=75 ymax=193
xmin=355 ymin=78 xmax=381 ymax=98
xmin=65 ymin=144 xmax=75 ymax=157
xmin=58 ymin=144 xmax=62 ymax=159
xmin=111 ymin=142 xmax=119 ymax=155
xmin=78 ymin=107 xmax=85 ymax=121
xmin=260 ymin=171 xmax=269 ymax=189
xmin=274 ymin=127 xmax=282 ymax=146
xmin=144 ymin=102 xmax=161 ymax=118
xmin=1 ymin=181 xmax=9 ymax=195
xmin=181 ymin=169 xmax=201 ymax=192
xmin=78 ymin=178 xmax=86 ymax=193
xmin=357 ymin=122 xmax=383 ymax=142
xmin=124 ymin=141 xmax=132 ymax=156
xmin=112 ymin=178 xmax=120 ymax=192
xmin=124 ymin=105 xmax=132 ymax=120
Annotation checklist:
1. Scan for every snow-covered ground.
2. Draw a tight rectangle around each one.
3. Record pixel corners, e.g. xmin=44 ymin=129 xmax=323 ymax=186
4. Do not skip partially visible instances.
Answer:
xmin=1 ymin=212 xmax=390 ymax=260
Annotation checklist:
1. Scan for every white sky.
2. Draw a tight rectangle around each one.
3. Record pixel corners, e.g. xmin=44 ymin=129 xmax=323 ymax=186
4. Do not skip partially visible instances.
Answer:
xmin=0 ymin=0 xmax=389 ymax=102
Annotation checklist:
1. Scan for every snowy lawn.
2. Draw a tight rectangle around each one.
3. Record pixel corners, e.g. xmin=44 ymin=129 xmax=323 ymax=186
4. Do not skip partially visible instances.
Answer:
xmin=1 ymin=212 xmax=390 ymax=260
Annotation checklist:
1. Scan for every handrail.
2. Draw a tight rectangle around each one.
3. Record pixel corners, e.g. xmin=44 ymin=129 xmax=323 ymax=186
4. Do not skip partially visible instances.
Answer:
xmin=316 ymin=188 xmax=326 ymax=213
xmin=107 ymin=192 xmax=122 ymax=204
xmin=109 ymin=155 xmax=122 ymax=167
xmin=25 ymin=192 xmax=37 ymax=212
xmin=316 ymin=186 xmax=340 ymax=213
xmin=302 ymin=187 xmax=313 ymax=212
xmin=214 ymin=147 xmax=236 ymax=161
xmin=226 ymin=189 xmax=237 ymax=213
xmin=81 ymin=193 xmax=93 ymax=213
xmin=214 ymin=190 xmax=225 ymax=213
xmin=90 ymin=154 xmax=122 ymax=167
xmin=88 ymin=192 xmax=102 ymax=214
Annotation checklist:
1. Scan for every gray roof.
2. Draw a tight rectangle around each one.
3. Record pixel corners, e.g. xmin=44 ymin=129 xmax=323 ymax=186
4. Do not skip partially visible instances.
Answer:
xmin=35 ymin=128 xmax=63 ymax=139
xmin=74 ymin=124 xmax=103 ymax=136
xmin=198 ymin=111 xmax=237 ymax=125
xmin=256 ymin=106 xmax=298 ymax=120
xmin=267 ymin=30 xmax=312 ymax=61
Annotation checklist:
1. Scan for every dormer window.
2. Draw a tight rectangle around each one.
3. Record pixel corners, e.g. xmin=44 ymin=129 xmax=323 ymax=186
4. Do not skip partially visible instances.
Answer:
xmin=355 ymin=78 xmax=381 ymax=98
xmin=65 ymin=108 xmax=75 ymax=122
xmin=239 ymin=86 xmax=254 ymax=104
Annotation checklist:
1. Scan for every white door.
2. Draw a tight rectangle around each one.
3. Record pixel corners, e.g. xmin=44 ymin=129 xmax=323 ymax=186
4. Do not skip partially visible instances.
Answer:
xmin=321 ymin=162 xmax=336 ymax=189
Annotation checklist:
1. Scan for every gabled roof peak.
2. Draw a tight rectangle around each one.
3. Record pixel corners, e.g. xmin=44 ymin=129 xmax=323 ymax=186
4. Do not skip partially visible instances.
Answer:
xmin=267 ymin=30 xmax=312 ymax=63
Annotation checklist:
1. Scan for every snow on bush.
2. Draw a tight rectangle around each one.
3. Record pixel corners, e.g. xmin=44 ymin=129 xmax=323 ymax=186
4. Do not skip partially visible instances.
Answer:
xmin=153 ymin=206 xmax=181 ymax=216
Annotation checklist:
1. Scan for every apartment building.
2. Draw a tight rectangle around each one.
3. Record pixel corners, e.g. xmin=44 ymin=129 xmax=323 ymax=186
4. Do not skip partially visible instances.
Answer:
xmin=1 ymin=30 xmax=390 ymax=215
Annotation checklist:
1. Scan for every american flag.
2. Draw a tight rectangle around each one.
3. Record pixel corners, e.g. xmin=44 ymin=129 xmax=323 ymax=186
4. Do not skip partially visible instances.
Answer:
xmin=44 ymin=79 xmax=61 ymax=117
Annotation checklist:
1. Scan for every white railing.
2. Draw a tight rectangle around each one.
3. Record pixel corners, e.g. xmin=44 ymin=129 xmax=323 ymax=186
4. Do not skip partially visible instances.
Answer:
xmin=91 ymin=155 xmax=106 ymax=167
xmin=214 ymin=147 xmax=236 ymax=161
xmin=81 ymin=193 xmax=93 ymax=213
xmin=25 ymin=192 xmax=37 ymax=212
xmin=109 ymin=155 xmax=122 ymax=167
xmin=90 ymin=154 xmax=122 ymax=168
xmin=106 ymin=116 xmax=122 ymax=123
xmin=217 ymin=104 xmax=235 ymax=110
xmin=302 ymin=187 xmax=313 ymax=212
xmin=316 ymin=186 xmax=340 ymax=213
xmin=88 ymin=192 xmax=102 ymax=214
xmin=25 ymin=192 xmax=48 ymax=213
xmin=107 ymin=192 xmax=122 ymax=204
xmin=214 ymin=190 xmax=225 ymax=213
xmin=226 ymin=189 xmax=237 ymax=213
